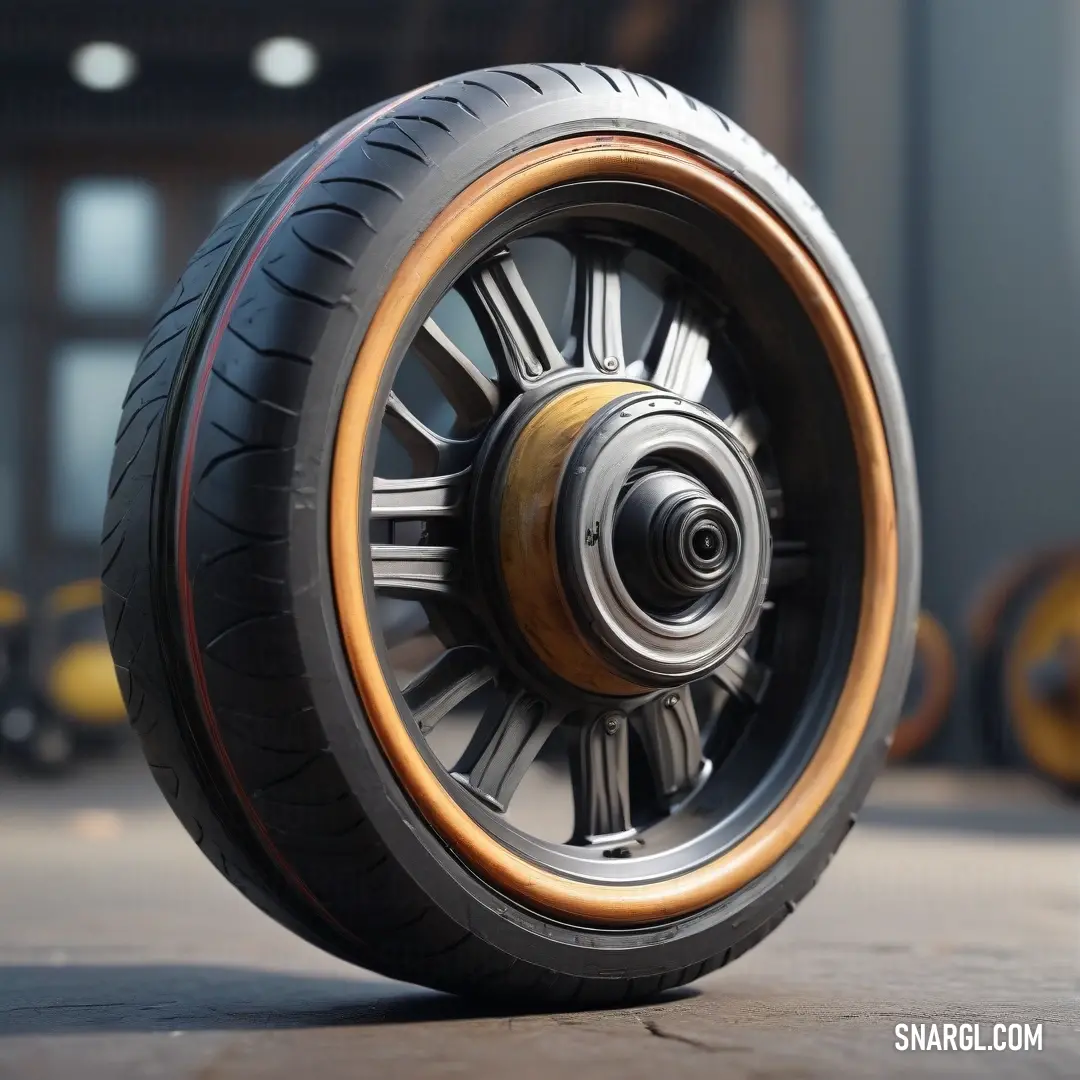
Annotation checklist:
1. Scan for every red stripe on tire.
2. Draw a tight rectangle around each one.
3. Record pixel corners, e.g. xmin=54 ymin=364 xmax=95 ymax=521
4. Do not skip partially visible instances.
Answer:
xmin=175 ymin=86 xmax=435 ymax=935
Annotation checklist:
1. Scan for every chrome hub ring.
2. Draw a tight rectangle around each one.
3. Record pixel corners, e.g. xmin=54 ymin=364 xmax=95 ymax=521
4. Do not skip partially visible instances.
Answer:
xmin=557 ymin=392 xmax=771 ymax=686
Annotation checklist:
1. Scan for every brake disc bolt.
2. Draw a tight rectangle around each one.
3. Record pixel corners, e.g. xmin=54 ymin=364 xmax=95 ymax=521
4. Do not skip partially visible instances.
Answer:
xmin=600 ymin=356 xmax=620 ymax=372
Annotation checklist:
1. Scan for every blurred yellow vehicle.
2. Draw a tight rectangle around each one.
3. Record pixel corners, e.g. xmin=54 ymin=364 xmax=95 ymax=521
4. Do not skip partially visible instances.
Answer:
xmin=0 ymin=585 xmax=29 ymax=712
xmin=0 ymin=579 xmax=126 ymax=772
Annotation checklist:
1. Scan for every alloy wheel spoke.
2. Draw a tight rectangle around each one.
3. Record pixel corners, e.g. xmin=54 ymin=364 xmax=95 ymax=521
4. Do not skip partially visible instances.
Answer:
xmin=570 ymin=713 xmax=632 ymax=843
xmin=694 ymin=680 xmax=732 ymax=745
xmin=631 ymin=688 xmax=706 ymax=800
xmin=709 ymin=647 xmax=771 ymax=706
xmin=565 ymin=237 xmax=625 ymax=374
xmin=768 ymin=540 xmax=812 ymax=596
xmin=371 ymin=469 xmax=470 ymax=520
xmin=461 ymin=248 xmax=566 ymax=391
xmin=383 ymin=392 xmax=477 ymax=475
xmin=764 ymin=486 xmax=784 ymax=522
xmin=644 ymin=294 xmax=713 ymax=402
xmin=370 ymin=543 xmax=461 ymax=601
xmin=403 ymin=645 xmax=498 ymax=734
xmin=451 ymin=687 xmax=564 ymax=812
xmin=413 ymin=317 xmax=500 ymax=430
xmin=725 ymin=406 xmax=768 ymax=458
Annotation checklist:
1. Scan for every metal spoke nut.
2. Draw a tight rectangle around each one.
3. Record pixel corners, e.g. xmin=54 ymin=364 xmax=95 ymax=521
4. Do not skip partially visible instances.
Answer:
xmin=602 ymin=712 xmax=624 ymax=735
xmin=600 ymin=356 xmax=620 ymax=372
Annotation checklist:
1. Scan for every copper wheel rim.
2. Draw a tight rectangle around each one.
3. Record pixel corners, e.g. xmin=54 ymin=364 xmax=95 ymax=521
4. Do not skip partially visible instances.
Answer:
xmin=330 ymin=135 xmax=898 ymax=926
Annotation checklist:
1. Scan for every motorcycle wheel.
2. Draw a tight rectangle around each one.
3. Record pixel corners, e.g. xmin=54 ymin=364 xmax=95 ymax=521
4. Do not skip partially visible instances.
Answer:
xmin=102 ymin=64 xmax=920 ymax=1005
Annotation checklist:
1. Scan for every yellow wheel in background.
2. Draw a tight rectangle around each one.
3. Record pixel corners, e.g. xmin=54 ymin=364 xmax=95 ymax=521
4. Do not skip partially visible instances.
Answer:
xmin=888 ymin=611 xmax=956 ymax=762
xmin=968 ymin=544 xmax=1078 ymax=652
xmin=1005 ymin=562 xmax=1080 ymax=789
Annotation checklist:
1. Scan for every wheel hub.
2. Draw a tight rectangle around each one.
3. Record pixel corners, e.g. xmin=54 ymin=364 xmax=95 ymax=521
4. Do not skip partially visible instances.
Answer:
xmin=613 ymin=468 xmax=742 ymax=609
xmin=484 ymin=377 xmax=771 ymax=696
xmin=1028 ymin=633 xmax=1080 ymax=718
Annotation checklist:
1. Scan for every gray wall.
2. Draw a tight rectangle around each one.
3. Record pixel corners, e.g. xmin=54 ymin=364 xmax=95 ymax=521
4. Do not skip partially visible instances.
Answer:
xmin=804 ymin=0 xmax=910 ymax=391
xmin=920 ymin=0 xmax=1080 ymax=754
xmin=803 ymin=0 xmax=1080 ymax=757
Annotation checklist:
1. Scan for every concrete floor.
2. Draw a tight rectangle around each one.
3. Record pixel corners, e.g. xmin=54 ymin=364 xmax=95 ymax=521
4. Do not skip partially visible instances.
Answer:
xmin=0 ymin=745 xmax=1077 ymax=1079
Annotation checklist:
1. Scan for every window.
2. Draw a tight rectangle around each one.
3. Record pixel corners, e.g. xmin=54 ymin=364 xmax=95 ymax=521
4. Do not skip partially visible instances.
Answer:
xmin=57 ymin=179 xmax=161 ymax=312
xmin=50 ymin=340 xmax=141 ymax=541
xmin=13 ymin=148 xmax=291 ymax=564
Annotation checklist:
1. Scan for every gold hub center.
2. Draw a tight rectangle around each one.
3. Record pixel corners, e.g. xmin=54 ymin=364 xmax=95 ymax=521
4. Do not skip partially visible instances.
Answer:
xmin=498 ymin=380 xmax=648 ymax=696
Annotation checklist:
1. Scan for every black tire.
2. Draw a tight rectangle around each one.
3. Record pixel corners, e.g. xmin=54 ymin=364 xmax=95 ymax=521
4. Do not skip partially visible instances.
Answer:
xmin=102 ymin=65 xmax=920 ymax=1005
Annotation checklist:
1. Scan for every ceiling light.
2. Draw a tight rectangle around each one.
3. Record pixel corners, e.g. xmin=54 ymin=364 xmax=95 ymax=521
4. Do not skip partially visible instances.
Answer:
xmin=70 ymin=42 xmax=138 ymax=92
xmin=251 ymin=37 xmax=319 ymax=88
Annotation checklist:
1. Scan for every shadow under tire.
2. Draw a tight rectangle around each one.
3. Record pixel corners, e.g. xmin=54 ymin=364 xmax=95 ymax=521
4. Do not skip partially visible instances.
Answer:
xmin=102 ymin=64 xmax=920 ymax=1004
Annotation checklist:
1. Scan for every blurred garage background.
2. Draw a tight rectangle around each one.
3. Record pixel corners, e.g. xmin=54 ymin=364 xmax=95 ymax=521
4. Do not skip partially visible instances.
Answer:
xmin=0 ymin=0 xmax=1078 ymax=767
